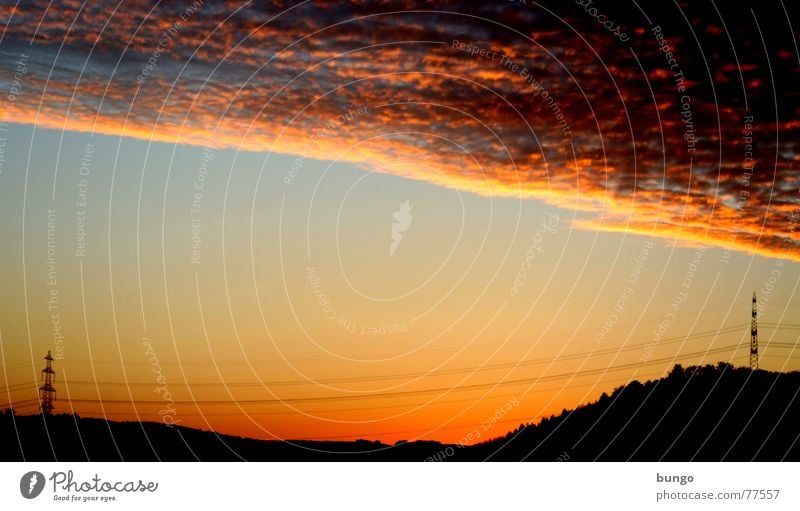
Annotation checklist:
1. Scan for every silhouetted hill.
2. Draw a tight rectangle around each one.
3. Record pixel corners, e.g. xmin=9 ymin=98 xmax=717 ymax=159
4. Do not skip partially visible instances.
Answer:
xmin=2 ymin=363 xmax=798 ymax=461
xmin=462 ymin=363 xmax=800 ymax=461
xmin=0 ymin=413 xmax=450 ymax=461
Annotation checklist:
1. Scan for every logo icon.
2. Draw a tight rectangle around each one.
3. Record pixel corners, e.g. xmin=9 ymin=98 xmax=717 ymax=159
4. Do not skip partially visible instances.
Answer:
xmin=390 ymin=200 xmax=413 ymax=257
xmin=20 ymin=471 xmax=45 ymax=499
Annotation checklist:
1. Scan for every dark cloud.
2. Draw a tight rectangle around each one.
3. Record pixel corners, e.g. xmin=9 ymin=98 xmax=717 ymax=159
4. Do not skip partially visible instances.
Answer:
xmin=1 ymin=0 xmax=798 ymax=259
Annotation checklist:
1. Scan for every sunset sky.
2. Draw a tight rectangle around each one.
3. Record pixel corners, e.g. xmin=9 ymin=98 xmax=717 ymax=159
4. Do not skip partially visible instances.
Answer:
xmin=0 ymin=0 xmax=798 ymax=445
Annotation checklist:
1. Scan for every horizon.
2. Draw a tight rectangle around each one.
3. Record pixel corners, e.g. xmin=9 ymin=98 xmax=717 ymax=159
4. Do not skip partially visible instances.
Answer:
xmin=4 ymin=360 xmax=796 ymax=445
xmin=4 ymin=360 xmax=798 ymax=463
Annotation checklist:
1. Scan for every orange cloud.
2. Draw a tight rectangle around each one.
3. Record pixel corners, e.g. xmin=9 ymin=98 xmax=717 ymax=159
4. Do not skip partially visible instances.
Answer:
xmin=1 ymin=0 xmax=798 ymax=260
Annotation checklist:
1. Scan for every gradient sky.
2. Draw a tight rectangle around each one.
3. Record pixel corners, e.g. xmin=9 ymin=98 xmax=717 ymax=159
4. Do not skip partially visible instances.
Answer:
xmin=0 ymin=0 xmax=798 ymax=445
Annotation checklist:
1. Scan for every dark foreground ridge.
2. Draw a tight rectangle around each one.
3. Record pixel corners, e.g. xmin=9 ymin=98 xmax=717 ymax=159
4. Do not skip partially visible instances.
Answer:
xmin=2 ymin=363 xmax=798 ymax=461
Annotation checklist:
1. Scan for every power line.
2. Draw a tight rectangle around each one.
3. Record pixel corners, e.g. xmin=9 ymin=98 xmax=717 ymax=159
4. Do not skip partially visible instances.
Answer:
xmin=1 ymin=345 xmax=744 ymax=408
xmin=760 ymin=323 xmax=800 ymax=329
xmin=0 ymin=313 xmax=750 ymax=371
xmin=34 ymin=369 xmax=675 ymax=418
xmin=0 ymin=324 xmax=748 ymax=393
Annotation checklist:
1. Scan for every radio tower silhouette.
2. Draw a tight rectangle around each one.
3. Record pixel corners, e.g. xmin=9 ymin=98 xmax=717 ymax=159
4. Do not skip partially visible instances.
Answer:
xmin=39 ymin=350 xmax=56 ymax=415
xmin=750 ymin=292 xmax=759 ymax=371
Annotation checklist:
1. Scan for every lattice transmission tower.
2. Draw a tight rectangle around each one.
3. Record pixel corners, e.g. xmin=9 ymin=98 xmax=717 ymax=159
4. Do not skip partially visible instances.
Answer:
xmin=750 ymin=292 xmax=759 ymax=371
xmin=39 ymin=350 xmax=56 ymax=415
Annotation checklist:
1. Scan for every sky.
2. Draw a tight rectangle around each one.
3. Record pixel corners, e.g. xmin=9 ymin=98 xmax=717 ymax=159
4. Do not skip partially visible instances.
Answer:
xmin=0 ymin=0 xmax=798 ymax=445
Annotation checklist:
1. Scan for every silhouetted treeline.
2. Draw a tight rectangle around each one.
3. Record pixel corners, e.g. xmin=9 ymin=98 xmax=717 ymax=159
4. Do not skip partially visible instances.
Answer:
xmin=0 ymin=412 xmax=446 ymax=461
xmin=461 ymin=363 xmax=800 ymax=461
xmin=2 ymin=363 xmax=797 ymax=461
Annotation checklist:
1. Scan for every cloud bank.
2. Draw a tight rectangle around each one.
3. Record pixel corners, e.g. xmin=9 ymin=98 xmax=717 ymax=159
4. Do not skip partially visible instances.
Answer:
xmin=1 ymin=0 xmax=798 ymax=259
